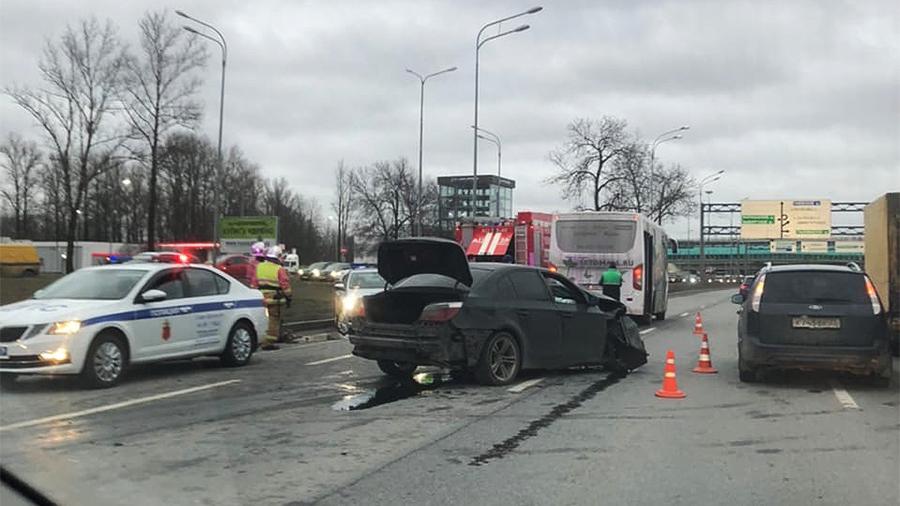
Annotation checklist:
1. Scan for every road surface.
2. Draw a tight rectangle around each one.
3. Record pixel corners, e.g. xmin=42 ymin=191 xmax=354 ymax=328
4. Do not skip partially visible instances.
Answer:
xmin=1 ymin=288 xmax=897 ymax=505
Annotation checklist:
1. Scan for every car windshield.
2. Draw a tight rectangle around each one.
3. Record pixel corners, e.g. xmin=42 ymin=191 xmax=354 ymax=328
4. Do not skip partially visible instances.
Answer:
xmin=308 ymin=262 xmax=329 ymax=270
xmin=33 ymin=269 xmax=147 ymax=300
xmin=555 ymin=220 xmax=636 ymax=254
xmin=761 ymin=271 xmax=870 ymax=304
xmin=349 ymin=271 xmax=386 ymax=288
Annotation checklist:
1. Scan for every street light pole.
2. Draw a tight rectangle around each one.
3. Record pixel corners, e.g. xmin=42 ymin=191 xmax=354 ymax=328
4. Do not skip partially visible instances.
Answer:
xmin=472 ymin=6 xmax=542 ymax=220
xmin=178 ymin=10 xmax=226 ymax=256
xmin=473 ymin=127 xmax=501 ymax=217
xmin=648 ymin=125 xmax=689 ymax=221
xmin=698 ymin=170 xmax=724 ymax=280
xmin=406 ymin=66 xmax=456 ymax=236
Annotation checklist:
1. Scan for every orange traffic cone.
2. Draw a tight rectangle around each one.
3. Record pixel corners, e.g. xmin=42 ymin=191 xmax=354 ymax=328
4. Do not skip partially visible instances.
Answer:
xmin=692 ymin=312 xmax=705 ymax=335
xmin=655 ymin=350 xmax=686 ymax=399
xmin=692 ymin=333 xmax=718 ymax=374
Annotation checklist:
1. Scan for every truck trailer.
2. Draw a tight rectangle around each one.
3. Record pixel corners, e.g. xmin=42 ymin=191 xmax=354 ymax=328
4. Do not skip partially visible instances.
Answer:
xmin=864 ymin=193 xmax=900 ymax=355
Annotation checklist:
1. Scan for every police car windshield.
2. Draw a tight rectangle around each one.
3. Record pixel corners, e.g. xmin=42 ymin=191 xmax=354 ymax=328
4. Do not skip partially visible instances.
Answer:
xmin=349 ymin=271 xmax=386 ymax=289
xmin=34 ymin=269 xmax=148 ymax=300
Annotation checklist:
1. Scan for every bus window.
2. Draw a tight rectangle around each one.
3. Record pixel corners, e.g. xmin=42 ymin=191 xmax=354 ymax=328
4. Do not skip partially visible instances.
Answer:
xmin=554 ymin=221 xmax=636 ymax=253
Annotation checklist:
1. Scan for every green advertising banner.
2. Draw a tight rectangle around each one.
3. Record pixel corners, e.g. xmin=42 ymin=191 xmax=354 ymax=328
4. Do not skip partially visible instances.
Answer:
xmin=219 ymin=216 xmax=278 ymax=240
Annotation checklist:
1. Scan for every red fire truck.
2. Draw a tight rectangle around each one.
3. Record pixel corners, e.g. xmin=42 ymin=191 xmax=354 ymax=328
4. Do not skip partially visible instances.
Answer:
xmin=455 ymin=211 xmax=553 ymax=267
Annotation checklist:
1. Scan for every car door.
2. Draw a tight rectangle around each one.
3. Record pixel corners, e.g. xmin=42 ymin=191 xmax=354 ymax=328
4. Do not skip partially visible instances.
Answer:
xmin=132 ymin=268 xmax=194 ymax=360
xmin=506 ymin=269 xmax=563 ymax=367
xmin=543 ymin=272 xmax=606 ymax=365
xmin=183 ymin=267 xmax=234 ymax=353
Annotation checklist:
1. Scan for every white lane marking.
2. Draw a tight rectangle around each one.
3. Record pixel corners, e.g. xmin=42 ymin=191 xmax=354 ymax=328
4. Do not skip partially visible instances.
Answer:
xmin=831 ymin=382 xmax=860 ymax=410
xmin=305 ymin=354 xmax=353 ymax=366
xmin=679 ymin=312 xmax=690 ymax=317
xmin=0 ymin=380 xmax=241 ymax=432
xmin=639 ymin=328 xmax=656 ymax=335
xmin=508 ymin=377 xmax=544 ymax=393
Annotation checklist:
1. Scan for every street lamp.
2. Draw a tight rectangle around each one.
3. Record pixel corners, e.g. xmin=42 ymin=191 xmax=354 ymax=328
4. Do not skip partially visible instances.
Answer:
xmin=472 ymin=6 xmax=542 ymax=219
xmin=698 ymin=170 xmax=724 ymax=280
xmin=406 ymin=66 xmax=457 ymax=236
xmin=472 ymin=126 xmax=502 ymax=217
xmin=648 ymin=125 xmax=689 ymax=220
xmin=177 ymin=10 xmax=226 ymax=255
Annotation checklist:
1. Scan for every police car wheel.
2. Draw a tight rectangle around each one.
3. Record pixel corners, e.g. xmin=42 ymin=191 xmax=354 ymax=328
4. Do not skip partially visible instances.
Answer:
xmin=81 ymin=333 xmax=126 ymax=388
xmin=221 ymin=322 xmax=255 ymax=367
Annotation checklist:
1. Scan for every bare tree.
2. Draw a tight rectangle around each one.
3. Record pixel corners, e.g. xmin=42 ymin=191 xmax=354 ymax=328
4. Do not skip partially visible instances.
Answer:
xmin=0 ymin=134 xmax=42 ymax=237
xmin=122 ymin=10 xmax=207 ymax=250
xmin=6 ymin=18 xmax=126 ymax=271
xmin=332 ymin=160 xmax=354 ymax=260
xmin=547 ymin=117 xmax=630 ymax=211
xmin=648 ymin=163 xmax=696 ymax=223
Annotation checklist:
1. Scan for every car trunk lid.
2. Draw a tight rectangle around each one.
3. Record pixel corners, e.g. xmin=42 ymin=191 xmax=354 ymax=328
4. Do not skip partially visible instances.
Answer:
xmin=377 ymin=238 xmax=472 ymax=286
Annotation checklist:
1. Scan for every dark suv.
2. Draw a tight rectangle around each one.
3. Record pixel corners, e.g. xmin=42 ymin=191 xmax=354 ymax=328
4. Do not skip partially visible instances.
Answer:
xmin=732 ymin=264 xmax=892 ymax=386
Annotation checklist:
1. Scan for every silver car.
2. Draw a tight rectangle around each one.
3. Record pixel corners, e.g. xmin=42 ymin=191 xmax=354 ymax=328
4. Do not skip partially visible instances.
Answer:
xmin=334 ymin=268 xmax=387 ymax=334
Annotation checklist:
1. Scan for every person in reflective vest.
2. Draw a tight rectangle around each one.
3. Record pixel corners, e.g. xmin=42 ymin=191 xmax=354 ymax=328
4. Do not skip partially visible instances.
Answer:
xmin=252 ymin=245 xmax=293 ymax=350
xmin=601 ymin=263 xmax=623 ymax=301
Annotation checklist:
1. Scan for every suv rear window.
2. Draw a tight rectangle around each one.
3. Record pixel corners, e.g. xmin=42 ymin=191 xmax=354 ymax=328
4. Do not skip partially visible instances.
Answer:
xmin=761 ymin=271 xmax=869 ymax=305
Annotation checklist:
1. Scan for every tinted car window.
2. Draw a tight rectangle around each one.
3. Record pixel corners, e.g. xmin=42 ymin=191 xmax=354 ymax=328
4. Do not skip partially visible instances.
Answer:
xmin=230 ymin=256 xmax=247 ymax=265
xmin=35 ymin=269 xmax=147 ymax=300
xmin=544 ymin=275 xmax=580 ymax=304
xmin=761 ymin=271 xmax=869 ymax=305
xmin=214 ymin=273 xmax=231 ymax=294
xmin=496 ymin=275 xmax=518 ymax=299
xmin=146 ymin=270 xmax=185 ymax=300
xmin=508 ymin=270 xmax=550 ymax=301
xmin=186 ymin=268 xmax=220 ymax=297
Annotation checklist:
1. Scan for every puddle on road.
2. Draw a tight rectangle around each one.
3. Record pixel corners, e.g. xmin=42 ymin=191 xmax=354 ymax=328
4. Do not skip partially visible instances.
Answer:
xmin=331 ymin=372 xmax=457 ymax=411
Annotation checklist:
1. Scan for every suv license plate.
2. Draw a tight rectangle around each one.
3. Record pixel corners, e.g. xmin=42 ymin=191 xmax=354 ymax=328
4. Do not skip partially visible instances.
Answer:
xmin=792 ymin=317 xmax=841 ymax=329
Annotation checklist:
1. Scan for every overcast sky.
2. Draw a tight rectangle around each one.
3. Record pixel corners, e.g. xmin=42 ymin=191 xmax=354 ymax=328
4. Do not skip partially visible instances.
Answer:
xmin=2 ymin=0 xmax=898 ymax=238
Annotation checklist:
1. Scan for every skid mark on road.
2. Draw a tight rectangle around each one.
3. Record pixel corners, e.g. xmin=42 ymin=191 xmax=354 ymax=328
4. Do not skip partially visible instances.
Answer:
xmin=508 ymin=378 xmax=544 ymax=393
xmin=305 ymin=354 xmax=353 ymax=366
xmin=0 ymin=380 xmax=241 ymax=432
xmin=470 ymin=372 xmax=624 ymax=466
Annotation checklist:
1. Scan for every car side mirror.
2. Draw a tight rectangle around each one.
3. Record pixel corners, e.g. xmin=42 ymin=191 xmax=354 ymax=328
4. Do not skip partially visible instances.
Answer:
xmin=333 ymin=283 xmax=345 ymax=291
xmin=141 ymin=289 xmax=167 ymax=303
xmin=730 ymin=293 xmax=745 ymax=304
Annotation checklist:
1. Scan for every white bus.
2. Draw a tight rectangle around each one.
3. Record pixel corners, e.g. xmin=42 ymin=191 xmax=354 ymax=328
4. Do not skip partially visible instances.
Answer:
xmin=549 ymin=211 xmax=672 ymax=321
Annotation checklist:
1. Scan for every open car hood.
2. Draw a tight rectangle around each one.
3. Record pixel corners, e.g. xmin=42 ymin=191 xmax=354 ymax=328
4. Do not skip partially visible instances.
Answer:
xmin=377 ymin=237 xmax=473 ymax=287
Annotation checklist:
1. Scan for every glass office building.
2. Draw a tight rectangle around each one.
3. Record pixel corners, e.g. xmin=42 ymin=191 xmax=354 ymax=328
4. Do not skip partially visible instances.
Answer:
xmin=437 ymin=175 xmax=515 ymax=231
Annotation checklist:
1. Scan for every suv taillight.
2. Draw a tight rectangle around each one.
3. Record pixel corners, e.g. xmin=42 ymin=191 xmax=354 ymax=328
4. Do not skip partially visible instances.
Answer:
xmin=633 ymin=264 xmax=643 ymax=290
xmin=751 ymin=274 xmax=766 ymax=312
xmin=418 ymin=302 xmax=462 ymax=322
xmin=865 ymin=277 xmax=882 ymax=315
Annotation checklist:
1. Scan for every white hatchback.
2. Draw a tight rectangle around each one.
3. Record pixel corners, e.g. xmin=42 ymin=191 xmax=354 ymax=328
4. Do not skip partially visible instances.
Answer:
xmin=0 ymin=263 xmax=268 ymax=388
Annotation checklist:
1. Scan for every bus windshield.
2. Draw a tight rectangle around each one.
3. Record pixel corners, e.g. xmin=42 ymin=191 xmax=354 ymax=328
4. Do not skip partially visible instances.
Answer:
xmin=555 ymin=220 xmax=637 ymax=253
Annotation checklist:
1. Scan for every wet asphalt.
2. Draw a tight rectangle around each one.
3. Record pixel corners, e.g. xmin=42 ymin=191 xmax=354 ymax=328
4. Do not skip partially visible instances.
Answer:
xmin=0 ymin=288 xmax=897 ymax=505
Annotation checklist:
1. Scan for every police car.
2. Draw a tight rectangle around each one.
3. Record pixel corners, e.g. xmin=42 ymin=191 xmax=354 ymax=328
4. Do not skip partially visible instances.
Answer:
xmin=0 ymin=263 xmax=268 ymax=388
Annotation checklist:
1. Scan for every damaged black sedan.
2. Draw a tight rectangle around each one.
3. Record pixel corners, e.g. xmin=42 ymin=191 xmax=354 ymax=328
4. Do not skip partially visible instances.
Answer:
xmin=347 ymin=238 xmax=647 ymax=385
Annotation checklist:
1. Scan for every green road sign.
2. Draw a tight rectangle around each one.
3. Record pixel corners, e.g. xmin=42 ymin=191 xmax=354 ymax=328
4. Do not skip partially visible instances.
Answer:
xmin=220 ymin=216 xmax=278 ymax=240
xmin=742 ymin=215 xmax=776 ymax=224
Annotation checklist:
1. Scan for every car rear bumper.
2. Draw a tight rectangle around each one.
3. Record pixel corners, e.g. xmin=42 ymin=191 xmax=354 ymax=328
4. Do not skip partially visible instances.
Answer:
xmin=349 ymin=323 xmax=467 ymax=368
xmin=741 ymin=337 xmax=890 ymax=374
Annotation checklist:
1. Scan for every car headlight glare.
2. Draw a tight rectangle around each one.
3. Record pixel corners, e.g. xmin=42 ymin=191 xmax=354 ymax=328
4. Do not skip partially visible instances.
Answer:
xmin=48 ymin=320 xmax=81 ymax=335
xmin=312 ymin=269 xmax=320 ymax=277
xmin=342 ymin=294 xmax=359 ymax=313
xmin=39 ymin=348 xmax=69 ymax=362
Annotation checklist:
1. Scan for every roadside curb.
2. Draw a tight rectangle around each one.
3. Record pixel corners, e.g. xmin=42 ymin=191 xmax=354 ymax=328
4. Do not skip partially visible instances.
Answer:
xmin=294 ymin=331 xmax=334 ymax=344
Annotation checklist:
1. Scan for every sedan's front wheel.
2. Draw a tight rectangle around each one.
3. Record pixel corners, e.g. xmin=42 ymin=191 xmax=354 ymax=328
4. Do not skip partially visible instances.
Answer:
xmin=81 ymin=333 xmax=127 ymax=388
xmin=474 ymin=332 xmax=521 ymax=386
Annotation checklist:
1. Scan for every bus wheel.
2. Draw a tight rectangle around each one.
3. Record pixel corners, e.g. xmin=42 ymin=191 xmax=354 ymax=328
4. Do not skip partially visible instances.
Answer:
xmin=654 ymin=311 xmax=666 ymax=321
